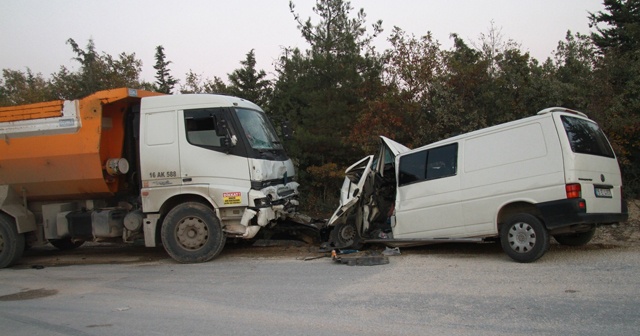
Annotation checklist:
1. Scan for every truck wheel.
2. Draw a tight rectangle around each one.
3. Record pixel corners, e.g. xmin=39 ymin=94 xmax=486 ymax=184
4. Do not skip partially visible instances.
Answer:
xmin=500 ymin=214 xmax=549 ymax=263
xmin=329 ymin=222 xmax=362 ymax=249
xmin=0 ymin=214 xmax=25 ymax=268
xmin=161 ymin=202 xmax=225 ymax=263
xmin=554 ymin=228 xmax=596 ymax=246
xmin=49 ymin=238 xmax=84 ymax=250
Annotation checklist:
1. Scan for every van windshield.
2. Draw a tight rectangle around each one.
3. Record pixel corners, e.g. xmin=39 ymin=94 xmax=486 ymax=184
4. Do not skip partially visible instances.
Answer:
xmin=561 ymin=116 xmax=615 ymax=158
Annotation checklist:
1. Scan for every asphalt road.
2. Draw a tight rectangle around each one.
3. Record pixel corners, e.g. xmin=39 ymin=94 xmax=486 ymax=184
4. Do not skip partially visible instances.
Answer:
xmin=1 ymin=241 xmax=639 ymax=336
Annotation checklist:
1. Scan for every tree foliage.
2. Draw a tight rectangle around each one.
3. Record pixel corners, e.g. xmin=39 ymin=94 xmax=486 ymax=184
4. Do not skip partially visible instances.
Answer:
xmin=0 ymin=38 xmax=150 ymax=105
xmin=590 ymin=0 xmax=640 ymax=54
xmin=589 ymin=0 xmax=640 ymax=196
xmin=1 ymin=0 xmax=639 ymax=204
xmin=0 ymin=68 xmax=54 ymax=106
xmin=227 ymin=49 xmax=272 ymax=107
xmin=153 ymin=45 xmax=178 ymax=94
xmin=268 ymin=0 xmax=385 ymax=210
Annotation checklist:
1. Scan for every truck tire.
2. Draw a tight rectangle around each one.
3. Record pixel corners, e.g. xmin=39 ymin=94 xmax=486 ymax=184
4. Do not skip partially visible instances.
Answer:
xmin=500 ymin=214 xmax=550 ymax=263
xmin=49 ymin=238 xmax=85 ymax=250
xmin=0 ymin=213 xmax=25 ymax=268
xmin=554 ymin=228 xmax=596 ymax=246
xmin=161 ymin=202 xmax=225 ymax=263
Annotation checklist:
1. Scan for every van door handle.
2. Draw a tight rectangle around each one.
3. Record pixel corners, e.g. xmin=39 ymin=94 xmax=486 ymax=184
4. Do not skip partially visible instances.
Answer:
xmin=183 ymin=178 xmax=192 ymax=182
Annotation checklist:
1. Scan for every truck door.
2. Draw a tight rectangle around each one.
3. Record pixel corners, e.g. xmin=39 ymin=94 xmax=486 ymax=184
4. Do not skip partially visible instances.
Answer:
xmin=140 ymin=110 xmax=182 ymax=187
xmin=393 ymin=143 xmax=464 ymax=238
xmin=178 ymin=108 xmax=251 ymax=207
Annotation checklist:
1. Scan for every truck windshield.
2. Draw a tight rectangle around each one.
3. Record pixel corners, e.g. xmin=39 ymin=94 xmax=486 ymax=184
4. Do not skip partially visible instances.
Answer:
xmin=236 ymin=108 xmax=283 ymax=150
xmin=561 ymin=116 xmax=615 ymax=158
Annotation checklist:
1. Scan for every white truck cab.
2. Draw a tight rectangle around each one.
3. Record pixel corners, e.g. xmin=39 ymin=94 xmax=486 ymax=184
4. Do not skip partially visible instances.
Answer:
xmin=327 ymin=108 xmax=628 ymax=262
xmin=138 ymin=94 xmax=300 ymax=261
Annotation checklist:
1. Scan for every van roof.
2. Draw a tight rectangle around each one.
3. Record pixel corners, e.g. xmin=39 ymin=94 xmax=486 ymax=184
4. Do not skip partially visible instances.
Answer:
xmin=406 ymin=107 xmax=591 ymax=153
xmin=537 ymin=107 xmax=587 ymax=118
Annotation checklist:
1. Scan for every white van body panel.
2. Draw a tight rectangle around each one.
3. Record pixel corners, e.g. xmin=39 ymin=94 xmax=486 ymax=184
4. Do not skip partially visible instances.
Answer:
xmin=393 ymin=115 xmax=568 ymax=238
xmin=328 ymin=108 xmax=628 ymax=262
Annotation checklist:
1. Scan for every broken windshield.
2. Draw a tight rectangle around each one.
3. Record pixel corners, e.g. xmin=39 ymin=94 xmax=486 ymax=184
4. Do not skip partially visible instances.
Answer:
xmin=236 ymin=108 xmax=283 ymax=150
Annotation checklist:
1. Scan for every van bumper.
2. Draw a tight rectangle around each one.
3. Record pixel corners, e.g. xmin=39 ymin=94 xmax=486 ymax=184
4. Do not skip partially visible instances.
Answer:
xmin=536 ymin=198 xmax=629 ymax=230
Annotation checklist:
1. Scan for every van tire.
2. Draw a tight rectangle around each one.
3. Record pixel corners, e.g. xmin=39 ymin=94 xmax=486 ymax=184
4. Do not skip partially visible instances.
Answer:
xmin=553 ymin=228 xmax=596 ymax=246
xmin=330 ymin=222 xmax=362 ymax=249
xmin=0 ymin=213 xmax=25 ymax=268
xmin=161 ymin=202 xmax=225 ymax=263
xmin=500 ymin=214 xmax=549 ymax=263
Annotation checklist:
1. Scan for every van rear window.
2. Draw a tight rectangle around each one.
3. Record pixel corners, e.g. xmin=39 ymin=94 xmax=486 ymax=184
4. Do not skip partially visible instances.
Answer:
xmin=561 ymin=116 xmax=615 ymax=158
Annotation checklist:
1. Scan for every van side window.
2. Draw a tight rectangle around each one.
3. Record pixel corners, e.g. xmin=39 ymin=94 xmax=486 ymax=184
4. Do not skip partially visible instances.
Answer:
xmin=184 ymin=108 xmax=228 ymax=150
xmin=561 ymin=116 xmax=615 ymax=158
xmin=399 ymin=143 xmax=458 ymax=186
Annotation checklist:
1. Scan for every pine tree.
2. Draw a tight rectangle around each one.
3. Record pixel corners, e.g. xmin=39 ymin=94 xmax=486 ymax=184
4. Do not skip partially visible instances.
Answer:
xmin=153 ymin=45 xmax=178 ymax=94
xmin=590 ymin=0 xmax=640 ymax=55
xmin=227 ymin=49 xmax=271 ymax=107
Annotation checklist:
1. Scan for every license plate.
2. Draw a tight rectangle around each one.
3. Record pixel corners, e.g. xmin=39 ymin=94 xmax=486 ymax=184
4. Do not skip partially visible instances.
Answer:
xmin=595 ymin=187 xmax=612 ymax=198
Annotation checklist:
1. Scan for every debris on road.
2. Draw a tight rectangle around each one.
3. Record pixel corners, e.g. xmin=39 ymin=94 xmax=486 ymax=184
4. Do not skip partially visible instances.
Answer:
xmin=382 ymin=247 xmax=401 ymax=256
xmin=331 ymin=250 xmax=389 ymax=266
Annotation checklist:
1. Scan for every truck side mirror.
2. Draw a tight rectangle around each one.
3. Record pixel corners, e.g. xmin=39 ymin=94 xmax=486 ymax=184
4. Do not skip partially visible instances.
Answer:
xmin=215 ymin=117 xmax=235 ymax=151
xmin=216 ymin=118 xmax=229 ymax=137
xmin=220 ymin=136 xmax=231 ymax=148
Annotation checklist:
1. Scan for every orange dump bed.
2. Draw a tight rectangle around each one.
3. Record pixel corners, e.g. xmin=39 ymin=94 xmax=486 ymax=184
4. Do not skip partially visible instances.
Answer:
xmin=0 ymin=88 xmax=165 ymax=200
xmin=0 ymin=100 xmax=64 ymax=123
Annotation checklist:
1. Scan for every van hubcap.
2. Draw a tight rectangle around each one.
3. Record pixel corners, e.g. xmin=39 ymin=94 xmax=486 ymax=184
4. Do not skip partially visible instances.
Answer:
xmin=507 ymin=222 xmax=536 ymax=253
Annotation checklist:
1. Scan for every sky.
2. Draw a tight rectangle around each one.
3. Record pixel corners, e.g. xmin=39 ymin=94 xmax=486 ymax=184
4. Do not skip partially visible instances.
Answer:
xmin=0 ymin=0 xmax=606 ymax=86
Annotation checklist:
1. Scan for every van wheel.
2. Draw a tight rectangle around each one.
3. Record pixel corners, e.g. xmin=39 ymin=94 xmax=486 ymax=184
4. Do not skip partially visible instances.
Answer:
xmin=554 ymin=228 xmax=596 ymax=246
xmin=161 ymin=202 xmax=225 ymax=263
xmin=0 ymin=214 xmax=25 ymax=268
xmin=330 ymin=222 xmax=362 ymax=249
xmin=500 ymin=214 xmax=549 ymax=263
xmin=49 ymin=238 xmax=84 ymax=250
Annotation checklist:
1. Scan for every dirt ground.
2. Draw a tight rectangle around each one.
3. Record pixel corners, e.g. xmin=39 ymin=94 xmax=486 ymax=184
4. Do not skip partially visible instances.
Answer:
xmin=13 ymin=200 xmax=639 ymax=268
xmin=591 ymin=199 xmax=640 ymax=245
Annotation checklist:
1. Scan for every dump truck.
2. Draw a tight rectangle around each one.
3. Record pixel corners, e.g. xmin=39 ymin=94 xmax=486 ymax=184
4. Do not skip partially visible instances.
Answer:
xmin=0 ymin=88 xmax=302 ymax=268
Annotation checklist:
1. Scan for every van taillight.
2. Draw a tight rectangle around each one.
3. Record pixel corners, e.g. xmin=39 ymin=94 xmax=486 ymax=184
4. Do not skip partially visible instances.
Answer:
xmin=566 ymin=183 xmax=582 ymax=198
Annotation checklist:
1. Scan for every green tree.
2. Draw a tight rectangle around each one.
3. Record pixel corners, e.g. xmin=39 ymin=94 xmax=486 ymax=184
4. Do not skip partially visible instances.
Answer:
xmin=227 ymin=49 xmax=271 ymax=107
xmin=179 ymin=70 xmax=227 ymax=94
xmin=153 ymin=45 xmax=178 ymax=94
xmin=0 ymin=68 xmax=55 ymax=106
xmin=271 ymin=0 xmax=384 ymax=212
xmin=590 ymin=0 xmax=640 ymax=197
xmin=590 ymin=0 xmax=640 ymax=54
xmin=547 ymin=31 xmax=600 ymax=111
xmin=50 ymin=38 xmax=144 ymax=99
xmin=350 ymin=27 xmax=443 ymax=152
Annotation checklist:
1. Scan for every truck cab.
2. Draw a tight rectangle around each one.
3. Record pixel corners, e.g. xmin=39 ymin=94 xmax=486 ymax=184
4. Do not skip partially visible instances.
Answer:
xmin=0 ymin=88 xmax=299 ymax=267
xmin=137 ymin=94 xmax=300 ymax=261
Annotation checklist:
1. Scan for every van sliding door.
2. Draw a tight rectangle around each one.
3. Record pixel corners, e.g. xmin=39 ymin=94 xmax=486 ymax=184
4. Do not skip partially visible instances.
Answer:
xmin=394 ymin=143 xmax=464 ymax=238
